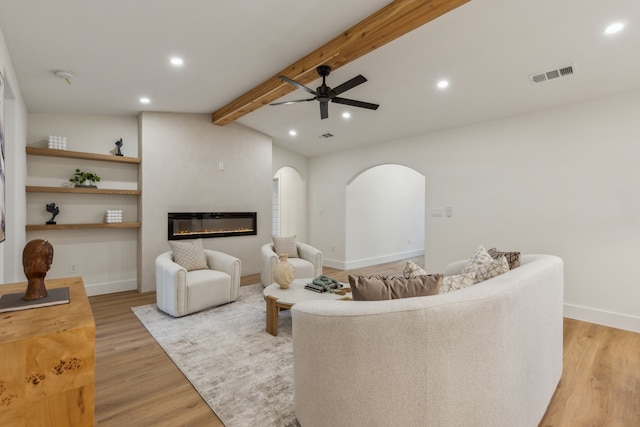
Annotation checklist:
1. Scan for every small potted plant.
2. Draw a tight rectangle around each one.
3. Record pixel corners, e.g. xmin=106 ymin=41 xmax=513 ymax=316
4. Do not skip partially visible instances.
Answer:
xmin=69 ymin=168 xmax=101 ymax=188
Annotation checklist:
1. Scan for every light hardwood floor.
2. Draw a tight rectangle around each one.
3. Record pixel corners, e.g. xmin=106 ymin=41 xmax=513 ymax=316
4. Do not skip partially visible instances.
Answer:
xmin=90 ymin=259 xmax=640 ymax=426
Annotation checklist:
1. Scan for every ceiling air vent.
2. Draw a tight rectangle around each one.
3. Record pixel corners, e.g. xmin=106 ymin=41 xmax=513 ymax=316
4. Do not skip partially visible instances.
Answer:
xmin=528 ymin=64 xmax=576 ymax=85
xmin=319 ymin=132 xmax=334 ymax=139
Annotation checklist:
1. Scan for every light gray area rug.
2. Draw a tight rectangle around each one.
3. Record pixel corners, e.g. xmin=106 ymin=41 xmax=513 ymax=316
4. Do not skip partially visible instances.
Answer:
xmin=131 ymin=284 xmax=299 ymax=427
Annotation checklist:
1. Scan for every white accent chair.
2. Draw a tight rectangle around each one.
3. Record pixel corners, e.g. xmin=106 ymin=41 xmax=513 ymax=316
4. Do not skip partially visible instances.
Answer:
xmin=155 ymin=249 xmax=241 ymax=317
xmin=260 ymin=242 xmax=323 ymax=286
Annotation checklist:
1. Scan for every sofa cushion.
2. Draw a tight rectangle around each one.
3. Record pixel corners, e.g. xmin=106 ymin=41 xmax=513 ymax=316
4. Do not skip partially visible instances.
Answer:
xmin=273 ymin=235 xmax=299 ymax=258
xmin=403 ymin=260 xmax=427 ymax=278
xmin=464 ymin=255 xmax=509 ymax=283
xmin=348 ymin=274 xmax=442 ymax=301
xmin=440 ymin=271 xmax=477 ymax=293
xmin=487 ymin=248 xmax=521 ymax=269
xmin=185 ymin=269 xmax=232 ymax=313
xmin=168 ymin=239 xmax=208 ymax=271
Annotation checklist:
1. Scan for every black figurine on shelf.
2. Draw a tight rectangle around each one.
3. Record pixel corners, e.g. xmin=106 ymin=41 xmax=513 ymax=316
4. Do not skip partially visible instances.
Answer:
xmin=115 ymin=138 xmax=123 ymax=156
xmin=46 ymin=203 xmax=59 ymax=225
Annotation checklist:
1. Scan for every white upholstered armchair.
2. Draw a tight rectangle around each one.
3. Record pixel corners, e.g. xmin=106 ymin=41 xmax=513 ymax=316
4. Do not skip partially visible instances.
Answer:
xmin=261 ymin=242 xmax=323 ymax=286
xmin=156 ymin=249 xmax=241 ymax=317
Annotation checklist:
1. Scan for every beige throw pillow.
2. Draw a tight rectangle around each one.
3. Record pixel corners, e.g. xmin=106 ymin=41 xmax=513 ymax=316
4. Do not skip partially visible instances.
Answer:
xmin=272 ymin=235 xmax=299 ymax=258
xmin=440 ymin=271 xmax=477 ymax=293
xmin=169 ymin=239 xmax=208 ymax=271
xmin=487 ymin=248 xmax=521 ymax=269
xmin=403 ymin=260 xmax=428 ymax=279
xmin=348 ymin=274 xmax=442 ymax=301
xmin=462 ymin=245 xmax=494 ymax=274
xmin=464 ymin=255 xmax=509 ymax=283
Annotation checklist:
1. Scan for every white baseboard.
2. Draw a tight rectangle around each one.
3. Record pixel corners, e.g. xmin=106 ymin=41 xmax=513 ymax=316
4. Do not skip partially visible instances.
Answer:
xmin=320 ymin=258 xmax=343 ymax=269
xmin=564 ymin=303 xmax=640 ymax=333
xmin=324 ymin=249 xmax=425 ymax=271
xmin=85 ymin=278 xmax=138 ymax=296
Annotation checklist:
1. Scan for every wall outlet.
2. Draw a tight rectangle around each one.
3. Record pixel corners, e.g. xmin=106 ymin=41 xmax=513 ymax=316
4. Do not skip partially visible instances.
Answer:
xmin=445 ymin=206 xmax=453 ymax=217
xmin=331 ymin=244 xmax=335 ymax=252
xmin=69 ymin=264 xmax=78 ymax=273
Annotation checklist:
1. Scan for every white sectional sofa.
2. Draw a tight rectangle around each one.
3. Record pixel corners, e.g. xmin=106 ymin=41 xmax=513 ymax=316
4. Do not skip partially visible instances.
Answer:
xmin=291 ymin=254 xmax=564 ymax=427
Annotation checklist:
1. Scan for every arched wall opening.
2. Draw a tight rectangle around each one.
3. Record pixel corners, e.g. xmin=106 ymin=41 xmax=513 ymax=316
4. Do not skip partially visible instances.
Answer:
xmin=345 ymin=164 xmax=425 ymax=269
xmin=273 ymin=166 xmax=307 ymax=242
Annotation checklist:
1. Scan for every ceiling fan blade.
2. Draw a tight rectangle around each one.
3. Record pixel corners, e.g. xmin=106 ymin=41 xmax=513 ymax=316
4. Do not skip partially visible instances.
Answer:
xmin=320 ymin=101 xmax=329 ymax=120
xmin=269 ymin=98 xmax=315 ymax=106
xmin=331 ymin=75 xmax=367 ymax=96
xmin=278 ymin=76 xmax=317 ymax=95
xmin=332 ymin=97 xmax=379 ymax=110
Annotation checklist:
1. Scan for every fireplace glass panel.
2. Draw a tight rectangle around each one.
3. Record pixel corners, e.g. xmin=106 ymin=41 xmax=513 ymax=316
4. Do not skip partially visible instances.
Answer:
xmin=168 ymin=212 xmax=257 ymax=240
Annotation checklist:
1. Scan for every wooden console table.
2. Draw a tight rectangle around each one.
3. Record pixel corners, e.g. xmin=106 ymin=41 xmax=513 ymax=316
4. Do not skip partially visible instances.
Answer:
xmin=0 ymin=277 xmax=95 ymax=426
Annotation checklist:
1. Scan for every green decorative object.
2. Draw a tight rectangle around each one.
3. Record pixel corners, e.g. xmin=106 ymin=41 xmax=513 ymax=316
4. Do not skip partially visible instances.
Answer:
xmin=311 ymin=275 xmax=343 ymax=292
xmin=69 ymin=168 xmax=101 ymax=188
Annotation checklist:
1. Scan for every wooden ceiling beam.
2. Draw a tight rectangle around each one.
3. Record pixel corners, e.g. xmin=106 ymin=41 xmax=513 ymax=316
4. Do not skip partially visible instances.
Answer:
xmin=211 ymin=0 xmax=471 ymax=126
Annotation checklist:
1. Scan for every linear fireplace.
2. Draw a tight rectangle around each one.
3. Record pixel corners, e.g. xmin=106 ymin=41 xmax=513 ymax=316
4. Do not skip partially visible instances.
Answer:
xmin=168 ymin=212 xmax=257 ymax=240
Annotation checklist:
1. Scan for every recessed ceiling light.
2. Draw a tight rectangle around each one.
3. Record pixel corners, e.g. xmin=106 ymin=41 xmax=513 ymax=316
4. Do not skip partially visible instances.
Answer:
xmin=605 ymin=22 xmax=624 ymax=34
xmin=342 ymin=112 xmax=351 ymax=119
xmin=437 ymin=80 xmax=449 ymax=89
xmin=289 ymin=130 xmax=297 ymax=136
xmin=139 ymin=97 xmax=150 ymax=104
xmin=170 ymin=57 xmax=184 ymax=66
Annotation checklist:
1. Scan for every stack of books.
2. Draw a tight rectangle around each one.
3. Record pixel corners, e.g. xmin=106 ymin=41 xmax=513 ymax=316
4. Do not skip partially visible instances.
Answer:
xmin=304 ymin=280 xmax=341 ymax=293
xmin=304 ymin=283 xmax=326 ymax=293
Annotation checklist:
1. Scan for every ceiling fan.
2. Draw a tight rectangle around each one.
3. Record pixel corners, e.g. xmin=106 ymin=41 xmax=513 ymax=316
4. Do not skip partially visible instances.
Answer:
xmin=270 ymin=65 xmax=379 ymax=120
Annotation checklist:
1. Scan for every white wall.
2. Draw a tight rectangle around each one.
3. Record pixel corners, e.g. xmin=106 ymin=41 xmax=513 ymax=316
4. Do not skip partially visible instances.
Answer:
xmin=272 ymin=144 xmax=308 ymax=178
xmin=310 ymin=90 xmax=640 ymax=332
xmin=0 ymin=26 xmax=28 ymax=284
xmin=272 ymin=145 xmax=310 ymax=242
xmin=26 ymin=114 xmax=139 ymax=295
xmin=139 ymin=113 xmax=272 ymax=292
xmin=274 ymin=167 xmax=307 ymax=242
xmin=27 ymin=114 xmax=139 ymax=157
xmin=344 ymin=164 xmax=425 ymax=269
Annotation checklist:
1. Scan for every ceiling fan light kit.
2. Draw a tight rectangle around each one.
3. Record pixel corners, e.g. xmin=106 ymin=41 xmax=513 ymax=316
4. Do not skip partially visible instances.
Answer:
xmin=270 ymin=65 xmax=379 ymax=120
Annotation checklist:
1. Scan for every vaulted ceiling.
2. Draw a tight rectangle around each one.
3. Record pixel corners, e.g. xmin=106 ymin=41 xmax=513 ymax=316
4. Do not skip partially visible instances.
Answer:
xmin=210 ymin=0 xmax=470 ymax=125
xmin=1 ymin=0 xmax=639 ymax=157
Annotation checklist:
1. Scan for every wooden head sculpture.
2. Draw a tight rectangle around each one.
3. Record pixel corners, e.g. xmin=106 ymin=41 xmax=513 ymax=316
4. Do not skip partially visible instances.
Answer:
xmin=22 ymin=239 xmax=54 ymax=300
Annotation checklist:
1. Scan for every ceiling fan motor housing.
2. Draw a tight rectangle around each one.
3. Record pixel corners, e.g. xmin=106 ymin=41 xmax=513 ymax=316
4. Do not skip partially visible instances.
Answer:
xmin=317 ymin=65 xmax=333 ymax=102
xmin=271 ymin=64 xmax=379 ymax=119
xmin=317 ymin=65 xmax=332 ymax=76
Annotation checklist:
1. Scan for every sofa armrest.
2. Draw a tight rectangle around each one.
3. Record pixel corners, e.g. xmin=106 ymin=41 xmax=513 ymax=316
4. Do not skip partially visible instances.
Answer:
xmin=155 ymin=252 xmax=187 ymax=286
xmin=297 ymin=242 xmax=323 ymax=277
xmin=155 ymin=251 xmax=188 ymax=317
xmin=205 ymin=249 xmax=239 ymax=276
xmin=260 ymin=243 xmax=278 ymax=286
xmin=205 ymin=249 xmax=242 ymax=300
xmin=292 ymin=299 xmax=430 ymax=426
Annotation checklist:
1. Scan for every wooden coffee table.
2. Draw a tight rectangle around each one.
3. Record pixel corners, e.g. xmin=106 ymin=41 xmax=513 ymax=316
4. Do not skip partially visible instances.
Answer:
xmin=263 ymin=278 xmax=350 ymax=336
